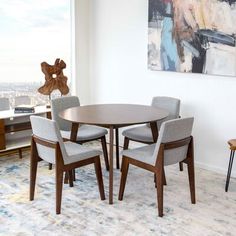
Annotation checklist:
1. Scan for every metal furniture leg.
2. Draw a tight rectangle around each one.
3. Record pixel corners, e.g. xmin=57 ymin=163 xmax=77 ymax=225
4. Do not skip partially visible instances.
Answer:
xmin=225 ymin=150 xmax=235 ymax=192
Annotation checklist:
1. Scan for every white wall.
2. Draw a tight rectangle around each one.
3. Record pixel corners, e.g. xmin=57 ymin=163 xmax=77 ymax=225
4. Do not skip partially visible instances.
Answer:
xmin=72 ymin=0 xmax=91 ymax=104
xmin=85 ymin=0 xmax=236 ymax=176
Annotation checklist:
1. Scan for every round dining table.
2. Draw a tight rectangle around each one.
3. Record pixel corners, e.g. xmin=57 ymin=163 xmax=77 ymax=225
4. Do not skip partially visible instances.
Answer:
xmin=59 ymin=104 xmax=169 ymax=204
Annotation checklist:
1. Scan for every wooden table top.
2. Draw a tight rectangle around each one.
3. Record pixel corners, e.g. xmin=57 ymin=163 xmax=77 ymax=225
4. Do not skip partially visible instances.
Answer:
xmin=59 ymin=104 xmax=169 ymax=127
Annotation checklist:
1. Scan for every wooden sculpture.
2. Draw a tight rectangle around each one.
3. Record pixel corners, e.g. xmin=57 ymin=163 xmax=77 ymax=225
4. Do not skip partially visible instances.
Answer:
xmin=38 ymin=58 xmax=69 ymax=97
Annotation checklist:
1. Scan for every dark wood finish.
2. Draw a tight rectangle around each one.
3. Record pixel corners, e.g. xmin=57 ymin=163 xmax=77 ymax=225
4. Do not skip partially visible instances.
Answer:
xmin=68 ymin=122 xmax=109 ymax=173
xmin=70 ymin=123 xmax=79 ymax=141
xmin=0 ymin=119 xmax=6 ymax=150
xmin=115 ymin=128 xmax=120 ymax=169
xmin=179 ymin=162 xmax=184 ymax=171
xmin=118 ymin=136 xmax=195 ymax=217
xmin=29 ymin=134 xmax=105 ymax=214
xmin=29 ymin=137 xmax=39 ymax=201
xmin=0 ymin=110 xmax=51 ymax=161
xmin=109 ymin=126 xmax=114 ymax=204
xmin=150 ymin=121 xmax=158 ymax=142
xmin=94 ymin=158 xmax=106 ymax=200
xmin=123 ymin=137 xmax=129 ymax=150
xmin=18 ymin=149 xmax=22 ymax=159
xmin=59 ymin=104 xmax=168 ymax=127
xmin=59 ymin=104 xmax=168 ymax=205
xmin=101 ymin=136 xmax=109 ymax=171
xmin=5 ymin=122 xmax=31 ymax=133
xmin=46 ymin=111 xmax=52 ymax=119
xmin=49 ymin=163 xmax=53 ymax=170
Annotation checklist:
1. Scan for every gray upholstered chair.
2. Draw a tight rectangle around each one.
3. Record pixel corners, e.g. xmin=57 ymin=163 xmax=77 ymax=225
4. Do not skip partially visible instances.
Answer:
xmin=0 ymin=97 xmax=10 ymax=111
xmin=122 ymin=96 xmax=181 ymax=169
xmin=30 ymin=116 xmax=105 ymax=214
xmin=122 ymin=96 xmax=180 ymax=147
xmin=119 ymin=117 xmax=195 ymax=217
xmin=51 ymin=96 xmax=109 ymax=170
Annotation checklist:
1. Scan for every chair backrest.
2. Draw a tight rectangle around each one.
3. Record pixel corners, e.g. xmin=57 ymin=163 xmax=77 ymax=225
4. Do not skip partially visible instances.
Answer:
xmin=153 ymin=117 xmax=194 ymax=166
xmin=0 ymin=97 xmax=10 ymax=111
xmin=15 ymin=96 xmax=31 ymax=106
xmin=30 ymin=116 xmax=67 ymax=164
xmin=151 ymin=96 xmax=180 ymax=129
xmin=51 ymin=96 xmax=80 ymax=131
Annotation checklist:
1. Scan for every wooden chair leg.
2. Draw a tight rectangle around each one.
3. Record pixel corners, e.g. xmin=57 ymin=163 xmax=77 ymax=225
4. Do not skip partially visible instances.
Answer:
xmin=94 ymin=158 xmax=105 ymax=200
xmin=68 ymin=170 xmax=74 ymax=187
xmin=123 ymin=137 xmax=129 ymax=150
xmin=156 ymin=169 xmax=164 ymax=217
xmin=115 ymin=128 xmax=120 ymax=169
xmin=179 ymin=162 xmax=183 ymax=171
xmin=64 ymin=172 xmax=69 ymax=184
xmin=118 ymin=158 xmax=129 ymax=200
xmin=163 ymin=168 xmax=167 ymax=185
xmin=55 ymin=168 xmax=64 ymax=214
xmin=73 ymin=169 xmax=76 ymax=181
xmin=49 ymin=163 xmax=52 ymax=170
xmin=101 ymin=136 xmax=109 ymax=171
xmin=187 ymin=157 xmax=196 ymax=204
xmin=154 ymin=168 xmax=166 ymax=187
xmin=29 ymin=148 xmax=38 ymax=201
xmin=18 ymin=149 xmax=22 ymax=159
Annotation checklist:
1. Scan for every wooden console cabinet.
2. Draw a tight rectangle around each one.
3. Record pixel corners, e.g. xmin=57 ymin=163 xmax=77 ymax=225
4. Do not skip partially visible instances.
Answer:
xmin=0 ymin=106 xmax=51 ymax=156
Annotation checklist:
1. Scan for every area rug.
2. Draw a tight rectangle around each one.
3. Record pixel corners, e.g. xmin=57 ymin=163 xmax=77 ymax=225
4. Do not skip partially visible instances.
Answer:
xmin=0 ymin=142 xmax=236 ymax=236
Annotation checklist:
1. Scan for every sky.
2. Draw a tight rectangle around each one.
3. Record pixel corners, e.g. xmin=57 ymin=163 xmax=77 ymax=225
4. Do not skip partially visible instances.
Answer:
xmin=0 ymin=0 xmax=71 ymax=83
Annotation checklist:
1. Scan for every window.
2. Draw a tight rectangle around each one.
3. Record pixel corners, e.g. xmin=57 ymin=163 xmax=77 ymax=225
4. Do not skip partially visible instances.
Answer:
xmin=0 ymin=0 xmax=71 ymax=107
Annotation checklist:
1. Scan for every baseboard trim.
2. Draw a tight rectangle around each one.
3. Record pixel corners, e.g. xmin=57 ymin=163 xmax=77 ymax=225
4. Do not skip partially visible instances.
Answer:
xmin=195 ymin=161 xmax=236 ymax=178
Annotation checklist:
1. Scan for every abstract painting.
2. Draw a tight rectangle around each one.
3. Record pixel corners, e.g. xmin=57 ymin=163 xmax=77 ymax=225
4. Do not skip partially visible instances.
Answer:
xmin=148 ymin=0 xmax=236 ymax=76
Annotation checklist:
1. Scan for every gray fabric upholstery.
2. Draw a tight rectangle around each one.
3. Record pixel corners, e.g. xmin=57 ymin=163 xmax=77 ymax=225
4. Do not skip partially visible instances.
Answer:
xmin=30 ymin=116 xmax=101 ymax=165
xmin=51 ymin=96 xmax=108 ymax=141
xmin=61 ymin=125 xmax=107 ymax=141
xmin=122 ymin=126 xmax=153 ymax=143
xmin=152 ymin=96 xmax=180 ymax=129
xmin=122 ymin=96 xmax=181 ymax=143
xmin=122 ymin=117 xmax=194 ymax=167
xmin=51 ymin=96 xmax=80 ymax=131
xmin=0 ymin=98 xmax=10 ymax=111
xmin=122 ymin=144 xmax=156 ymax=165
xmin=64 ymin=141 xmax=102 ymax=164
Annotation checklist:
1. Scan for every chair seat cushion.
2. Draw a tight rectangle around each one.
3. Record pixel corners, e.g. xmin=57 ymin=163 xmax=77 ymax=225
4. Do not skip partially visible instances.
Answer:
xmin=122 ymin=125 xmax=154 ymax=143
xmin=61 ymin=125 xmax=108 ymax=141
xmin=64 ymin=141 xmax=102 ymax=165
xmin=122 ymin=144 xmax=156 ymax=166
xmin=122 ymin=143 xmax=188 ymax=167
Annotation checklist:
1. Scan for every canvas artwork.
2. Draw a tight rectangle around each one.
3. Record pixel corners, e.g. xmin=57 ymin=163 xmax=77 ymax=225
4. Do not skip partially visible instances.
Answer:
xmin=148 ymin=0 xmax=236 ymax=76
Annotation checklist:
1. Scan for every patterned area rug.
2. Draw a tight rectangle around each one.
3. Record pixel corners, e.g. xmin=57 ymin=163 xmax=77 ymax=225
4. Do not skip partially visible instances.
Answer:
xmin=0 ymin=142 xmax=236 ymax=236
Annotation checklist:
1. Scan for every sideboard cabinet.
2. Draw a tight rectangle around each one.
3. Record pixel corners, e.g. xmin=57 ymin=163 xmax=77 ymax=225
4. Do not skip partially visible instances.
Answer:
xmin=0 ymin=106 xmax=51 ymax=156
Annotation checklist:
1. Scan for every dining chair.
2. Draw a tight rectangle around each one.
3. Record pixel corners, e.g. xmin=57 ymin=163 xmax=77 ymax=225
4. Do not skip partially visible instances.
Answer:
xmin=51 ymin=96 xmax=109 ymax=171
xmin=122 ymin=96 xmax=181 ymax=169
xmin=119 ymin=117 xmax=195 ymax=217
xmin=29 ymin=116 xmax=105 ymax=214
